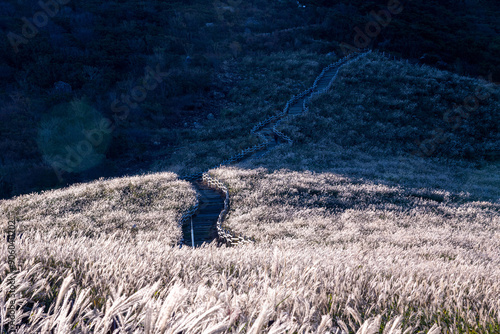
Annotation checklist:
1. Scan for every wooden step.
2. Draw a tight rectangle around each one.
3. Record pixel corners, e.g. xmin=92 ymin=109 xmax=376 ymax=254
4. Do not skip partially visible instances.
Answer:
xmin=197 ymin=206 xmax=223 ymax=214
xmin=199 ymin=196 xmax=223 ymax=201
xmin=192 ymin=230 xmax=215 ymax=236
xmin=192 ymin=221 xmax=219 ymax=227
xmin=192 ymin=218 xmax=217 ymax=223
xmin=317 ymin=78 xmax=331 ymax=85
xmin=186 ymin=228 xmax=216 ymax=235
xmin=199 ymin=193 xmax=224 ymax=200
xmin=260 ymin=130 xmax=273 ymax=136
xmin=198 ymin=188 xmax=223 ymax=195
xmin=199 ymin=202 xmax=222 ymax=207
xmin=192 ymin=231 xmax=214 ymax=237
xmin=289 ymin=107 xmax=303 ymax=114
xmin=191 ymin=223 xmax=217 ymax=228
xmin=289 ymin=104 xmax=303 ymax=109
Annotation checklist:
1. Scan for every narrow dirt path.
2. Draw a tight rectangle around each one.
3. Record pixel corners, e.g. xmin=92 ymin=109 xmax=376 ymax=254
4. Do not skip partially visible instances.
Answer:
xmin=180 ymin=51 xmax=371 ymax=247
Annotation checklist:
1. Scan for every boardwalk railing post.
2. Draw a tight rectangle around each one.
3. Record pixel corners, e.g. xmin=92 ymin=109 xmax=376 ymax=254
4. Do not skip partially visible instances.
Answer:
xmin=191 ymin=217 xmax=195 ymax=247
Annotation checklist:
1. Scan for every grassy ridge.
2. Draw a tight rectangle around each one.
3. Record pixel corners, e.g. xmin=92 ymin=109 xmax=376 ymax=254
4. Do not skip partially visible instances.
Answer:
xmin=211 ymin=167 xmax=499 ymax=243
xmin=1 ymin=172 xmax=196 ymax=245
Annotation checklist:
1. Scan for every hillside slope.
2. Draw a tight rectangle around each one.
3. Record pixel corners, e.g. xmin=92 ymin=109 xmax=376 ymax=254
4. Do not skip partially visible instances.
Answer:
xmin=277 ymin=52 xmax=499 ymax=162
xmin=1 ymin=54 xmax=499 ymax=333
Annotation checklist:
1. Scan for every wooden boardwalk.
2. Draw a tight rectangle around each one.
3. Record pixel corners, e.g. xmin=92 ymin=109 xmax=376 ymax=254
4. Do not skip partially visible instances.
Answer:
xmin=181 ymin=180 xmax=224 ymax=247
xmin=181 ymin=52 xmax=369 ymax=247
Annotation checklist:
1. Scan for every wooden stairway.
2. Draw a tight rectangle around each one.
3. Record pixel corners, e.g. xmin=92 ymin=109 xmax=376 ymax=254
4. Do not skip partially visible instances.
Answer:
xmin=315 ymin=71 xmax=337 ymax=90
xmin=252 ymin=127 xmax=279 ymax=158
xmin=180 ymin=52 xmax=370 ymax=247
xmin=247 ymin=61 xmax=346 ymax=156
xmin=181 ymin=180 xmax=224 ymax=247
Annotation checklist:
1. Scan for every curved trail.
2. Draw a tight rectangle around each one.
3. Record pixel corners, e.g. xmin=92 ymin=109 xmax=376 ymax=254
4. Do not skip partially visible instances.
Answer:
xmin=179 ymin=50 xmax=371 ymax=248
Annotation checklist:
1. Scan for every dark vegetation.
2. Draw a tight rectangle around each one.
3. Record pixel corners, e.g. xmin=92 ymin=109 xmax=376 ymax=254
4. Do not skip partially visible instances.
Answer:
xmin=296 ymin=54 xmax=500 ymax=163
xmin=0 ymin=0 xmax=498 ymax=198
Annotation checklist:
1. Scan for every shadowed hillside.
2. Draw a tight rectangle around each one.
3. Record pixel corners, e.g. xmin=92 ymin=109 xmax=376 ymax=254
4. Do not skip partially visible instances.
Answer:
xmin=1 ymin=0 xmax=499 ymax=198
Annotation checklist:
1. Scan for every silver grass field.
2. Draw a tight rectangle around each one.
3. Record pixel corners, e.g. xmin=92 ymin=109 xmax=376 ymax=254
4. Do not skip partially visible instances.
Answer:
xmin=1 ymin=53 xmax=499 ymax=333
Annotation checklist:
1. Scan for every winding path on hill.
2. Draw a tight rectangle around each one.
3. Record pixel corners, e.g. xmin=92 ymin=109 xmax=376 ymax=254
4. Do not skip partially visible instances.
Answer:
xmin=179 ymin=50 xmax=371 ymax=248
